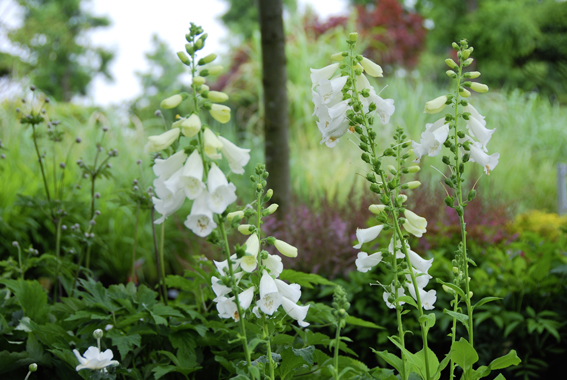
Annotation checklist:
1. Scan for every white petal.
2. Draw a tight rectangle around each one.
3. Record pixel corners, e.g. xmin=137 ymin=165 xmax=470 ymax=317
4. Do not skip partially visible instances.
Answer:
xmin=310 ymin=63 xmax=340 ymax=85
xmin=257 ymin=292 xmax=282 ymax=315
xmin=407 ymin=249 xmax=433 ymax=273
xmin=153 ymin=150 xmax=187 ymax=180
xmin=383 ymin=285 xmax=405 ymax=309
xmin=355 ymin=251 xmax=383 ymax=273
xmin=218 ymin=136 xmax=251 ymax=175
xmin=244 ymin=234 xmax=259 ymax=257
xmin=259 ymin=270 xmax=278 ymax=299
xmin=264 ymin=254 xmax=283 ymax=277
xmin=274 ymin=279 xmax=301 ymax=303
xmin=281 ymin=297 xmax=310 ymax=327
xmin=468 ymin=144 xmax=500 ymax=174
xmin=467 ymin=117 xmax=495 ymax=151
xmin=211 ymin=276 xmax=232 ymax=297
xmin=184 ymin=193 xmax=217 ymax=237
xmin=353 ymin=225 xmax=384 ymax=249
xmin=238 ymin=286 xmax=255 ymax=310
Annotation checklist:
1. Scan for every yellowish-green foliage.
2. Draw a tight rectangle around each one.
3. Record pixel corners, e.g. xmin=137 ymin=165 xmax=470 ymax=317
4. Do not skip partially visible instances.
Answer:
xmin=513 ymin=210 xmax=567 ymax=239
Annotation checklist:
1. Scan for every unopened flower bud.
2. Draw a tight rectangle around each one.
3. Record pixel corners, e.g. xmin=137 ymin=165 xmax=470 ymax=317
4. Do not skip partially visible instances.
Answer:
xmin=464 ymin=71 xmax=481 ymax=79
xmin=463 ymin=58 xmax=474 ymax=67
xmin=446 ymin=70 xmax=457 ymax=79
xmin=29 ymin=363 xmax=38 ymax=372
xmin=397 ymin=194 xmax=408 ymax=203
xmin=207 ymin=91 xmax=229 ymax=103
xmin=459 ymin=88 xmax=471 ymax=97
xmin=161 ymin=94 xmax=184 ymax=109
xmin=442 ymin=285 xmax=456 ymax=295
xmin=402 ymin=181 xmax=421 ymax=189
xmin=387 ymin=165 xmax=397 ymax=175
xmin=349 ymin=32 xmax=358 ymax=42
xmin=469 ymin=291 xmax=473 ymax=299
xmin=265 ymin=189 xmax=273 ymax=201
xmin=227 ymin=211 xmax=244 ymax=222
xmin=452 ymin=266 xmax=459 ymax=274
xmin=461 ymin=49 xmax=471 ymax=59
xmin=274 ymin=239 xmax=298 ymax=258
xmin=445 ymin=59 xmax=458 ymax=70
xmin=93 ymin=329 xmax=104 ymax=339
xmin=470 ymin=82 xmax=488 ymax=93
xmin=198 ymin=53 xmax=217 ymax=65
xmin=369 ymin=204 xmax=386 ymax=214
xmin=209 ymin=104 xmax=231 ymax=124
xmin=177 ymin=51 xmax=190 ymax=65
xmin=193 ymin=76 xmax=206 ymax=86
xmin=206 ymin=65 xmax=223 ymax=76
xmin=266 ymin=203 xmax=279 ymax=214
xmin=331 ymin=52 xmax=345 ymax=62
xmin=424 ymin=95 xmax=448 ymax=114
xmin=406 ymin=165 xmax=420 ymax=173
xmin=452 ymin=42 xmax=459 ymax=50
xmin=238 ymin=224 xmax=254 ymax=235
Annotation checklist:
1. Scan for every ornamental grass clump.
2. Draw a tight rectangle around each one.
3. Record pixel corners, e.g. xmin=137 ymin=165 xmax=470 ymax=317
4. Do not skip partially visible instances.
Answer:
xmin=311 ymin=33 xmax=521 ymax=380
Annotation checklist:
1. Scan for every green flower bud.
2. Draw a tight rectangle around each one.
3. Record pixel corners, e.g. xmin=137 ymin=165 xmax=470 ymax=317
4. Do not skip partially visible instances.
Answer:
xmin=384 ymin=148 xmax=395 ymax=156
xmin=445 ymin=59 xmax=458 ymax=70
xmin=470 ymin=82 xmax=489 ymax=93
xmin=177 ymin=51 xmax=190 ymax=65
xmin=266 ymin=236 xmax=276 ymax=245
xmin=361 ymin=153 xmax=370 ymax=163
xmin=185 ymin=43 xmax=193 ymax=54
xmin=199 ymin=84 xmax=210 ymax=93
xmin=193 ymin=76 xmax=206 ymax=86
xmin=160 ymin=93 xmax=188 ymax=109
xmin=406 ymin=165 xmax=420 ymax=173
xmin=206 ymin=65 xmax=223 ymax=76
xmin=265 ymin=189 xmax=273 ymax=201
xmin=369 ymin=204 xmax=386 ymax=214
xmin=366 ymin=173 xmax=376 ymax=183
xmin=442 ymin=285 xmax=456 ymax=295
xmin=463 ymin=81 xmax=472 ymax=88
xmin=198 ymin=53 xmax=217 ymax=65
xmin=370 ymin=183 xmax=381 ymax=194
xmin=274 ymin=239 xmax=298 ymax=258
xmin=452 ymin=42 xmax=459 ymax=50
xmin=397 ymin=194 xmax=408 ymax=203
xmin=464 ymin=71 xmax=481 ymax=79
xmin=459 ymin=88 xmax=471 ymax=98
xmin=93 ymin=329 xmax=104 ymax=339
xmin=463 ymin=58 xmax=474 ymax=67
xmin=331 ymin=52 xmax=345 ymax=62
xmin=462 ymin=153 xmax=470 ymax=162
xmin=227 ymin=211 xmax=244 ymax=222
xmin=444 ymin=196 xmax=454 ymax=207
xmin=462 ymin=49 xmax=471 ymax=59
xmin=195 ymin=39 xmax=203 ymax=50
xmin=238 ymin=224 xmax=254 ymax=235
xmin=207 ymin=91 xmax=229 ymax=103
xmin=349 ymin=32 xmax=358 ymax=42
xmin=468 ymin=189 xmax=477 ymax=201
xmin=387 ymin=165 xmax=397 ymax=175
xmin=29 ymin=363 xmax=38 ymax=372
xmin=266 ymin=203 xmax=279 ymax=214
xmin=446 ymin=70 xmax=457 ymax=79
xmin=402 ymin=181 xmax=421 ymax=189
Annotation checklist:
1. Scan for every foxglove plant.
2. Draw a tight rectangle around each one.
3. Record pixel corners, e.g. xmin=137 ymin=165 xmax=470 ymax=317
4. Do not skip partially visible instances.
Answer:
xmin=311 ymin=34 xmax=519 ymax=380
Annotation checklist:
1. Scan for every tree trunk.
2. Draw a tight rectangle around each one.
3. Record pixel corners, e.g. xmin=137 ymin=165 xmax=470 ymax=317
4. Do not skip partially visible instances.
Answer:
xmin=258 ymin=0 xmax=291 ymax=216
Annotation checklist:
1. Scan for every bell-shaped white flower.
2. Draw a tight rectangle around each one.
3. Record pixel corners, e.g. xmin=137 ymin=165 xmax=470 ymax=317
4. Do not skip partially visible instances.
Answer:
xmin=313 ymin=76 xmax=348 ymax=105
xmin=209 ymin=104 xmax=231 ymax=124
xmin=405 ymin=267 xmax=432 ymax=289
xmin=316 ymin=103 xmax=350 ymax=147
xmin=388 ymin=236 xmax=407 ymax=259
xmin=468 ymin=142 xmax=500 ymax=175
xmin=407 ymin=284 xmax=437 ymax=310
xmin=218 ymin=136 xmax=251 ymax=175
xmin=206 ymin=164 xmax=237 ymax=214
xmin=407 ymin=249 xmax=433 ymax=273
xmin=257 ymin=270 xmax=283 ymax=315
xmin=355 ymin=251 xmax=383 ymax=273
xmin=180 ymin=114 xmax=201 ymax=137
xmin=281 ymin=296 xmax=310 ymax=327
xmin=184 ymin=192 xmax=217 ymax=237
xmin=310 ymin=63 xmax=340 ymax=86
xmin=403 ymin=210 xmax=427 ymax=237
xmin=152 ymin=178 xmax=186 ymax=224
xmin=164 ymin=150 xmax=206 ymax=200
xmin=424 ymin=95 xmax=448 ymax=114
xmin=213 ymin=254 xmax=240 ymax=274
xmin=356 ymin=74 xmax=394 ymax=124
xmin=353 ymin=225 xmax=384 ymax=249
xmin=467 ymin=116 xmax=495 ymax=152
xmin=238 ymin=286 xmax=255 ymax=311
xmin=238 ymin=234 xmax=260 ymax=273
xmin=412 ymin=118 xmax=450 ymax=162
xmin=211 ymin=272 xmax=244 ymax=298
xmin=463 ymin=104 xmax=486 ymax=127
xmin=203 ymin=128 xmax=223 ymax=160
xmin=275 ymin=279 xmax=302 ymax=303
xmin=153 ymin=150 xmax=187 ymax=180
xmin=264 ymin=254 xmax=283 ymax=277
xmin=360 ymin=57 xmax=383 ymax=77
xmin=144 ymin=128 xmax=180 ymax=153
xmin=383 ymin=284 xmax=406 ymax=309
xmin=73 ymin=347 xmax=119 ymax=371
xmin=215 ymin=296 xmax=238 ymax=320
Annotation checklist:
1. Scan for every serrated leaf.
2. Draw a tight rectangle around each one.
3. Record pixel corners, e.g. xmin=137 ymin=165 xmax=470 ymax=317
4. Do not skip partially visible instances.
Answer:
xmin=107 ymin=330 xmax=141 ymax=360
xmin=0 ymin=279 xmax=49 ymax=324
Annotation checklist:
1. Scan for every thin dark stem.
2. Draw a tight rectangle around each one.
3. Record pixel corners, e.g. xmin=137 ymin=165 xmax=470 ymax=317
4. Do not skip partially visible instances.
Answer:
xmin=151 ymin=208 xmax=164 ymax=303
xmin=32 ymin=124 xmax=51 ymax=202
xmin=131 ymin=205 xmax=141 ymax=284
xmin=159 ymin=222 xmax=168 ymax=305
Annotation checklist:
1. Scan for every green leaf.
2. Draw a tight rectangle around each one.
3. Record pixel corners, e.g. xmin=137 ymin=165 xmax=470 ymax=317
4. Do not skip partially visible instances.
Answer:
xmin=472 ymin=297 xmax=501 ymax=310
xmin=387 ymin=338 xmax=427 ymax=379
xmin=444 ymin=310 xmax=469 ymax=330
xmin=488 ymin=350 xmax=521 ymax=370
xmin=346 ymin=315 xmax=384 ymax=329
xmin=280 ymin=269 xmax=336 ymax=289
xmin=396 ymin=295 xmax=418 ymax=309
xmin=0 ymin=279 xmax=49 ymax=324
xmin=0 ymin=351 xmax=29 ymax=374
xmin=277 ymin=347 xmax=309 ymax=379
xmin=419 ymin=313 xmax=436 ymax=331
xmin=152 ymin=365 xmax=177 ymax=379
xmin=293 ymin=346 xmax=315 ymax=365
xmin=435 ymin=279 xmax=466 ymax=298
xmin=415 ymin=347 xmax=440 ymax=380
xmin=372 ymin=349 xmax=404 ymax=374
xmin=434 ymin=354 xmax=451 ymax=380
xmin=107 ymin=330 xmax=141 ymax=360
xmin=494 ymin=374 xmax=506 ymax=380
xmin=451 ymin=338 xmax=478 ymax=371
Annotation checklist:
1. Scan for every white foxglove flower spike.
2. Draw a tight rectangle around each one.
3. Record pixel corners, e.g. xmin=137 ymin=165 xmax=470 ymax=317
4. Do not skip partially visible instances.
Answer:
xmin=403 ymin=210 xmax=427 ymax=237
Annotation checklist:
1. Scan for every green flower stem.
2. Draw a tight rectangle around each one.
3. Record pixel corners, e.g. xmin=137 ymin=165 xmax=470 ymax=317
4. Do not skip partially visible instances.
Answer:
xmin=23 ymin=370 xmax=32 ymax=380
xmin=449 ymin=294 xmax=459 ymax=379
xmin=218 ymin=220 xmax=252 ymax=370
xmin=453 ymin=57 xmax=474 ymax=346
xmin=262 ymin=315 xmax=275 ymax=380
xmin=131 ymin=204 xmax=141 ymax=283
xmin=159 ymin=222 xmax=168 ymax=306
xmin=31 ymin=124 xmax=51 ymax=203
xmin=15 ymin=244 xmax=23 ymax=280
xmin=333 ymin=320 xmax=341 ymax=380
xmin=151 ymin=207 xmax=165 ymax=303
xmin=53 ymin=218 xmax=63 ymax=301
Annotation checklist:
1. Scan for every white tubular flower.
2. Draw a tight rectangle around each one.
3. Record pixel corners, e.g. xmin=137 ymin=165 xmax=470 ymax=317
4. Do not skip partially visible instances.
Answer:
xmin=355 ymin=251 xmax=383 ymax=273
xmin=180 ymin=114 xmax=201 ymax=137
xmin=360 ymin=57 xmax=383 ymax=77
xmin=353 ymin=225 xmax=384 ymax=249
xmin=313 ymin=76 xmax=348 ymax=105
xmin=467 ymin=117 xmax=495 ymax=152
xmin=281 ymin=297 xmax=310 ymax=327
xmin=463 ymin=104 xmax=486 ymax=126
xmin=407 ymin=285 xmax=437 ymax=310
xmin=264 ymin=254 xmax=283 ymax=277
xmin=405 ymin=268 xmax=432 ymax=289
xmin=275 ymin=279 xmax=302 ymax=303
xmin=388 ymin=237 xmax=407 ymax=259
xmin=184 ymin=193 xmax=217 ymax=237
xmin=356 ymin=74 xmax=395 ymax=124
xmin=206 ymin=163 xmax=237 ymax=214
xmin=316 ymin=102 xmax=350 ymax=148
xmin=218 ymin=136 xmax=251 ymax=175
xmin=215 ymin=296 xmax=238 ymax=320
xmin=310 ymin=63 xmax=340 ymax=86
xmin=274 ymin=239 xmax=298 ymax=258
xmin=407 ymin=249 xmax=434 ymax=273
xmin=252 ymin=306 xmax=261 ymax=319
xmin=209 ymin=104 xmax=231 ymax=124
xmin=152 ymin=178 xmax=185 ymax=224
xmin=424 ymin=95 xmax=448 ymax=114
xmin=403 ymin=210 xmax=427 ymax=237
xmin=238 ymin=234 xmax=260 ymax=273
xmin=257 ymin=270 xmax=283 ymax=315
xmin=468 ymin=142 xmax=500 ymax=174
xmin=73 ymin=347 xmax=119 ymax=371
xmin=211 ymin=276 xmax=232 ymax=298
xmin=383 ymin=284 xmax=406 ymax=309
xmin=412 ymin=118 xmax=450 ymax=162
xmin=164 ymin=150 xmax=206 ymax=200
xmin=144 ymin=128 xmax=180 ymax=153
xmin=152 ymin=150 xmax=187 ymax=180
xmin=203 ymin=128 xmax=223 ymax=159
xmin=238 ymin=286 xmax=256 ymax=311
xmin=213 ymin=254 xmax=240 ymax=274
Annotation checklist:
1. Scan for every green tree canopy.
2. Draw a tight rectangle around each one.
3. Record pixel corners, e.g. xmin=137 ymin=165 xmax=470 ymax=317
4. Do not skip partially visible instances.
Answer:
xmin=3 ymin=0 xmax=114 ymax=101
